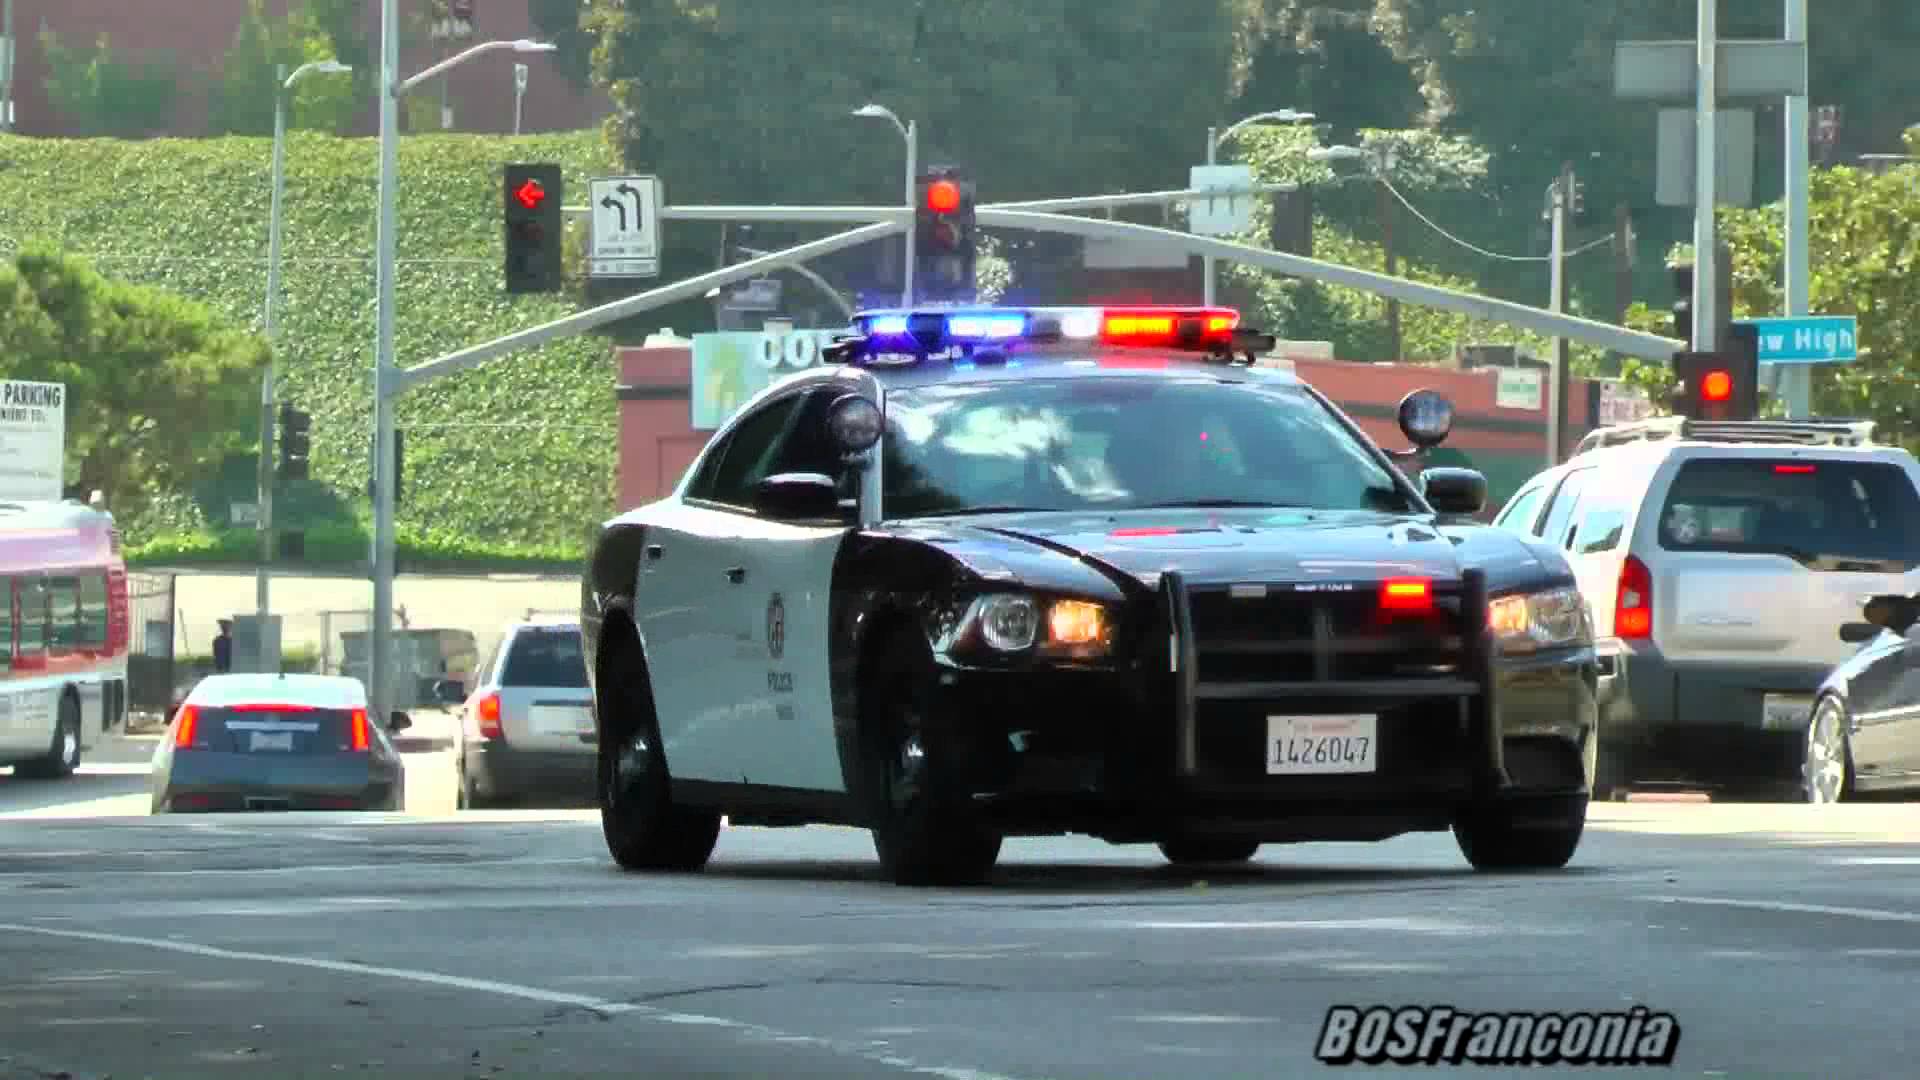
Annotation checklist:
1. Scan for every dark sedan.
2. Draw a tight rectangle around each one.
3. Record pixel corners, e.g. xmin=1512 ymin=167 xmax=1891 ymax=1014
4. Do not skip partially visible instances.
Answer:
xmin=151 ymin=673 xmax=410 ymax=813
xmin=1802 ymin=593 xmax=1920 ymax=803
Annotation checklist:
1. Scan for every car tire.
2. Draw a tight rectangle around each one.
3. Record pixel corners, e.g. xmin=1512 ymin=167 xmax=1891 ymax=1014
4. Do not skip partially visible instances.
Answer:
xmin=15 ymin=694 xmax=82 ymax=780
xmin=596 ymin=625 xmax=720 ymax=872
xmin=1158 ymin=836 xmax=1260 ymax=865
xmin=1801 ymin=695 xmax=1855 ymax=805
xmin=1453 ymin=794 xmax=1587 ymax=871
xmin=862 ymin=634 xmax=1002 ymax=887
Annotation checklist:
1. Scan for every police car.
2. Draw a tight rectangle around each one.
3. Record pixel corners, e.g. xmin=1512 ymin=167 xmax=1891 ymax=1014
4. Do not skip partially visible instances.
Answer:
xmin=580 ymin=306 xmax=1600 ymax=885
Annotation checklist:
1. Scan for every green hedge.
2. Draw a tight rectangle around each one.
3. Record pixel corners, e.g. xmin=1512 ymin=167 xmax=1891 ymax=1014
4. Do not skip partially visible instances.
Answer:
xmin=127 ymin=522 xmax=580 ymax=574
xmin=0 ymin=130 xmax=630 ymax=552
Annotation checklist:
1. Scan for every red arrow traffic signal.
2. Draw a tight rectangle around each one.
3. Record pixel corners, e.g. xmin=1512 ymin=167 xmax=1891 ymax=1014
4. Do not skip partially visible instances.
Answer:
xmin=514 ymin=179 xmax=546 ymax=209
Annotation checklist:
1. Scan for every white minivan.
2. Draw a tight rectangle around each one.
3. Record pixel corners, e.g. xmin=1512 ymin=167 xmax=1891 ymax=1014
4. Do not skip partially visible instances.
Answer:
xmin=1491 ymin=417 xmax=1920 ymax=799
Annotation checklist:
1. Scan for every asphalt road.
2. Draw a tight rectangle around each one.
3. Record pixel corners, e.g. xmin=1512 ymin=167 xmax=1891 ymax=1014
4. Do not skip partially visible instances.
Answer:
xmin=1 ymin=750 xmax=1917 ymax=1078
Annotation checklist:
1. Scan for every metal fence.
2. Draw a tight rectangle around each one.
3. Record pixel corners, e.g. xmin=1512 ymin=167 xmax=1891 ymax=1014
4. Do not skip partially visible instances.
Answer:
xmin=125 ymin=571 xmax=176 ymax=713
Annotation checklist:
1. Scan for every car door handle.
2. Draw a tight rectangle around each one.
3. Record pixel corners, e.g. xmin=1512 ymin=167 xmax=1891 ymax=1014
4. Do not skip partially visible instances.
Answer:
xmin=724 ymin=566 xmax=746 ymax=584
xmin=645 ymin=545 xmax=663 ymax=560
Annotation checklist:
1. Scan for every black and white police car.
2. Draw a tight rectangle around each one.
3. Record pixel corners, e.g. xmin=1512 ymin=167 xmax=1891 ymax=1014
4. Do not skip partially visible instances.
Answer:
xmin=580 ymin=305 xmax=1600 ymax=885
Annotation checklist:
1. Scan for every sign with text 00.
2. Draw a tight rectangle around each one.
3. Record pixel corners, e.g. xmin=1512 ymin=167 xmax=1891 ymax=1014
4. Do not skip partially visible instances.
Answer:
xmin=690 ymin=328 xmax=844 ymax=430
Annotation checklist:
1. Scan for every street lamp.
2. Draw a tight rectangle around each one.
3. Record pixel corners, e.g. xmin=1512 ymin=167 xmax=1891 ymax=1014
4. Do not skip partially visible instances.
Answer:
xmin=852 ymin=103 xmax=916 ymax=305
xmin=1203 ymin=109 xmax=1316 ymax=304
xmin=368 ymin=0 xmax=553 ymax=726
xmin=257 ymin=58 xmax=352 ymax=631
xmin=1307 ymin=144 xmax=1374 ymax=166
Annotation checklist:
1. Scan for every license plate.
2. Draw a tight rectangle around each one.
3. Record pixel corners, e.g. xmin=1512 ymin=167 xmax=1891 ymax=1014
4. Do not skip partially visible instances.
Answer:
xmin=531 ymin=705 xmax=593 ymax=736
xmin=1267 ymin=714 xmax=1378 ymax=775
xmin=1763 ymin=694 xmax=1813 ymax=731
xmin=248 ymin=731 xmax=295 ymax=752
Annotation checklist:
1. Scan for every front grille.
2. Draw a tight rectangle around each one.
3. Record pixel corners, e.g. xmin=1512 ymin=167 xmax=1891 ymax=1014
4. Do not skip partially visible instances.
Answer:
xmin=1187 ymin=586 xmax=1468 ymax=683
xmin=1165 ymin=569 xmax=1491 ymax=779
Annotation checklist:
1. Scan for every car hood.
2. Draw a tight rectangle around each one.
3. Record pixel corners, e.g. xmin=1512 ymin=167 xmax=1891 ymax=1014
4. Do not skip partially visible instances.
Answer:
xmin=902 ymin=508 xmax=1554 ymax=594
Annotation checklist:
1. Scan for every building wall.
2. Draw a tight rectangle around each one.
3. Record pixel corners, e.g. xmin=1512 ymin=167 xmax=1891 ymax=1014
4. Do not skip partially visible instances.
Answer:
xmin=4 ymin=0 xmax=607 ymax=137
xmin=612 ymin=343 xmax=1602 ymax=518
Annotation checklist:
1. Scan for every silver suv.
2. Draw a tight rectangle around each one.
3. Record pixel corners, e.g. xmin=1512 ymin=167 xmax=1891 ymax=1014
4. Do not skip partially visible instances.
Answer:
xmin=450 ymin=618 xmax=595 ymax=809
xmin=1491 ymin=417 xmax=1920 ymax=799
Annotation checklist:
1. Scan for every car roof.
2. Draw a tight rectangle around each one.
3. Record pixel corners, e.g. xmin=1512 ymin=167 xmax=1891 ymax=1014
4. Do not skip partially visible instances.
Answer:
xmin=187 ymin=673 xmax=368 ymax=709
xmin=507 ymin=617 xmax=580 ymax=633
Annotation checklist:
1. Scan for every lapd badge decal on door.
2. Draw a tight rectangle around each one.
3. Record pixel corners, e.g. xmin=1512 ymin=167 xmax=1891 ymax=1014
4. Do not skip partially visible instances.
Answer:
xmin=766 ymin=593 xmax=785 ymax=660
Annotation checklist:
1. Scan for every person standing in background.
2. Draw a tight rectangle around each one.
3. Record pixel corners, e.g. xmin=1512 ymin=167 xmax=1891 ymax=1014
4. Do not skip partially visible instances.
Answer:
xmin=213 ymin=620 xmax=234 ymax=674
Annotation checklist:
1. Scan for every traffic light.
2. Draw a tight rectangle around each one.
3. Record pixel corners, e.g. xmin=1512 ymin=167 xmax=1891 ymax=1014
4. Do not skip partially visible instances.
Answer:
xmin=1669 ymin=245 xmax=1734 ymax=348
xmin=366 ymin=428 xmax=406 ymax=508
xmin=1671 ymin=332 xmax=1759 ymax=422
xmin=504 ymin=162 xmax=563 ymax=294
xmin=914 ymin=167 xmax=976 ymax=302
xmin=1670 ymin=261 xmax=1693 ymax=342
xmin=277 ymin=403 xmax=311 ymax=482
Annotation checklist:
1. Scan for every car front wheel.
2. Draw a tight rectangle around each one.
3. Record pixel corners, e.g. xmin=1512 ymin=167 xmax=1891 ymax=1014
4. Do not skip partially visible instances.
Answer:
xmin=596 ymin=629 xmax=720 ymax=872
xmin=1802 ymin=695 xmax=1855 ymax=805
xmin=1453 ymin=794 xmax=1586 ymax=871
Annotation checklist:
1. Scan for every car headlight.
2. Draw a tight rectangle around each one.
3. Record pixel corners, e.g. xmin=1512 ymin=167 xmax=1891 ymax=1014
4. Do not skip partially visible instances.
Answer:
xmin=964 ymin=593 xmax=1113 ymax=659
xmin=1488 ymin=586 xmax=1592 ymax=654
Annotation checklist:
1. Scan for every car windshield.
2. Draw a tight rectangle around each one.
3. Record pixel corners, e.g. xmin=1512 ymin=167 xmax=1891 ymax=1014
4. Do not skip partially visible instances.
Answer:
xmin=877 ymin=375 xmax=1417 ymax=518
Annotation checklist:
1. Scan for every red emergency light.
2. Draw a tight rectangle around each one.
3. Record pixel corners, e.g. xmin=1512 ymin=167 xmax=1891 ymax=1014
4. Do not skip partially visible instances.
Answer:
xmin=1093 ymin=307 xmax=1239 ymax=346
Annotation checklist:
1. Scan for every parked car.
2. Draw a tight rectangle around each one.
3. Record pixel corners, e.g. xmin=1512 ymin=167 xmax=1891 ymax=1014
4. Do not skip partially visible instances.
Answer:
xmin=1491 ymin=416 xmax=1920 ymax=800
xmin=447 ymin=618 xmax=594 ymax=808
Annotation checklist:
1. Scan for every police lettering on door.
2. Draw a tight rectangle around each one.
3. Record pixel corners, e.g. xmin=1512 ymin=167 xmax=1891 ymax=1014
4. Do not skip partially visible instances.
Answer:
xmin=766 ymin=592 xmax=793 ymax=693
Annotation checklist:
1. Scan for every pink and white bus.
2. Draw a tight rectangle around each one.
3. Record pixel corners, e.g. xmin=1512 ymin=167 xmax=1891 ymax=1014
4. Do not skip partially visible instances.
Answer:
xmin=0 ymin=499 xmax=130 ymax=778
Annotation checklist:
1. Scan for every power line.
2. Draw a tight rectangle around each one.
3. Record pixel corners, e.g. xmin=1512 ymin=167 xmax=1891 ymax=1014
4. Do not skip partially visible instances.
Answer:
xmin=1376 ymin=175 xmax=1614 ymax=263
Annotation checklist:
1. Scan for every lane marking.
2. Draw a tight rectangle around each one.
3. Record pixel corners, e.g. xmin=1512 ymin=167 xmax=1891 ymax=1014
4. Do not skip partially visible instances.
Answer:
xmin=1641 ymin=896 xmax=1920 ymax=923
xmin=0 ymin=856 xmax=599 ymax=880
xmin=0 ymin=922 xmax=1028 ymax=1080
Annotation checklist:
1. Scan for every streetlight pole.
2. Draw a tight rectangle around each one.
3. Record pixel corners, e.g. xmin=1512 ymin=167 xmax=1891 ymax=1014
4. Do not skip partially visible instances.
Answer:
xmin=368 ymin=0 xmax=553 ymax=725
xmin=853 ymin=104 xmax=915 ymax=306
xmin=1203 ymin=109 xmax=1315 ymax=305
xmin=257 ymin=59 xmax=351 ymax=629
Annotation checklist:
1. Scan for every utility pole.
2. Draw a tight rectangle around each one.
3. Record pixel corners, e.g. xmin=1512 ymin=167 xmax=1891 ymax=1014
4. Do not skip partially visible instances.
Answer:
xmin=1545 ymin=164 xmax=1571 ymax=466
xmin=1614 ymin=202 xmax=1634 ymax=327
xmin=1780 ymin=0 xmax=1811 ymax=417
xmin=1692 ymin=0 xmax=1719 ymax=352
xmin=1379 ymin=172 xmax=1400 ymax=363
xmin=2 ymin=0 xmax=14 ymax=132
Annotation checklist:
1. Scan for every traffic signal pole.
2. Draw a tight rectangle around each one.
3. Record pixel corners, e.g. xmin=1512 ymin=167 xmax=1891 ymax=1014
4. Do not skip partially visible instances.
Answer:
xmin=1691 ymin=0 xmax=1719 ymax=352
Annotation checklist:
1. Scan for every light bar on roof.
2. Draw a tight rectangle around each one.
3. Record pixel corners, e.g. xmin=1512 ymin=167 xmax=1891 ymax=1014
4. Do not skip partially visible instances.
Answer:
xmin=850 ymin=306 xmax=1242 ymax=353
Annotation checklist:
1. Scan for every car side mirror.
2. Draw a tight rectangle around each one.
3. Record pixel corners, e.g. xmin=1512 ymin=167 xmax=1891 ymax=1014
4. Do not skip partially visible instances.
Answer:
xmin=1862 ymin=594 xmax=1920 ymax=635
xmin=753 ymin=472 xmax=844 ymax=520
xmin=388 ymin=711 xmax=411 ymax=732
xmin=431 ymin=678 xmax=465 ymax=705
xmin=1839 ymin=622 xmax=1883 ymax=645
xmin=1421 ymin=467 xmax=1488 ymax=516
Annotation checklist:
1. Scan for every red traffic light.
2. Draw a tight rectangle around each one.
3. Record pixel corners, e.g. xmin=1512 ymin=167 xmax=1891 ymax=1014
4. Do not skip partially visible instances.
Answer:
xmin=1701 ymin=370 xmax=1733 ymax=402
xmin=514 ymin=179 xmax=547 ymax=210
xmin=925 ymin=179 xmax=961 ymax=214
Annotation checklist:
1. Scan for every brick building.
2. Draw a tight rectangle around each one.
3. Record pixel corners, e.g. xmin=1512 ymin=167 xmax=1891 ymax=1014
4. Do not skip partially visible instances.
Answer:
xmin=1 ymin=0 xmax=608 ymax=137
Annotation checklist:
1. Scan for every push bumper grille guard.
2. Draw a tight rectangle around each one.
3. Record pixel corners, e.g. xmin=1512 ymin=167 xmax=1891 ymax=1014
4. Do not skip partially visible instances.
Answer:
xmin=1162 ymin=567 xmax=1503 ymax=791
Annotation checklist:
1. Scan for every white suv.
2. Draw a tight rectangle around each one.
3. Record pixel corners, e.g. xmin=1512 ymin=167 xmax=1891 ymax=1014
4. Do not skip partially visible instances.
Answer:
xmin=1491 ymin=417 xmax=1920 ymax=799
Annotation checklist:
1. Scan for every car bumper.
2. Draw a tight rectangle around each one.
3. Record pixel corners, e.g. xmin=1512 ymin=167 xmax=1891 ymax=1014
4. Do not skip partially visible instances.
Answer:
xmin=1595 ymin=639 xmax=1831 ymax=784
xmin=936 ymin=570 xmax=1597 ymax=843
xmin=153 ymin=752 xmax=399 ymax=813
xmin=464 ymin=741 xmax=594 ymax=801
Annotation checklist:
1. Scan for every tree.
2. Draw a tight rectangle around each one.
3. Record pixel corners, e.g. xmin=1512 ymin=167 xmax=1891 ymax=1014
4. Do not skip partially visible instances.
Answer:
xmin=211 ymin=0 xmax=362 ymax=136
xmin=0 ymin=244 xmax=269 ymax=521
xmin=38 ymin=30 xmax=181 ymax=137
xmin=1717 ymin=146 xmax=1920 ymax=447
xmin=528 ymin=0 xmax=595 ymax=90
